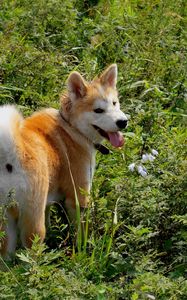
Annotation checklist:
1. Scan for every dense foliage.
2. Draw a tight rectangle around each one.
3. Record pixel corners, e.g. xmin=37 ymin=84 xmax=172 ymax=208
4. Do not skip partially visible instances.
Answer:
xmin=0 ymin=0 xmax=187 ymax=299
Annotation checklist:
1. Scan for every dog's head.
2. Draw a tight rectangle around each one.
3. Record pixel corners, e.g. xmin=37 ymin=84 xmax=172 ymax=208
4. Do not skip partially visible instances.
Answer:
xmin=61 ymin=64 xmax=128 ymax=148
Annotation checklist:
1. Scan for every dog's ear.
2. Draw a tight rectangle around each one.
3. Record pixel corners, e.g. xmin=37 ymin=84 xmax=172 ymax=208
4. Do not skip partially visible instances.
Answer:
xmin=68 ymin=71 xmax=87 ymax=100
xmin=100 ymin=64 xmax=117 ymax=89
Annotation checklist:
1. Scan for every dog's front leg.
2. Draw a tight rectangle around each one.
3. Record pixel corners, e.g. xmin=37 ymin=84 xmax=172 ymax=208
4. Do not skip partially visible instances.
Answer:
xmin=64 ymin=193 xmax=89 ymax=224
xmin=64 ymin=190 xmax=90 ymax=246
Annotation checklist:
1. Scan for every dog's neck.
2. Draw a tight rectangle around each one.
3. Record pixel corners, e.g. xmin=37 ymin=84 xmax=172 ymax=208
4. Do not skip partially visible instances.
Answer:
xmin=59 ymin=110 xmax=110 ymax=155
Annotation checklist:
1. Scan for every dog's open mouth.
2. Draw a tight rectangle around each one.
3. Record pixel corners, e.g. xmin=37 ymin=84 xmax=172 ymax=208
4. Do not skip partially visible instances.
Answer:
xmin=93 ymin=125 xmax=124 ymax=148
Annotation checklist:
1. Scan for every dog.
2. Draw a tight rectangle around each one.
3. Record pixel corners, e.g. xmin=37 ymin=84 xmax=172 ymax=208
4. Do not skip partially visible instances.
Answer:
xmin=0 ymin=64 xmax=128 ymax=257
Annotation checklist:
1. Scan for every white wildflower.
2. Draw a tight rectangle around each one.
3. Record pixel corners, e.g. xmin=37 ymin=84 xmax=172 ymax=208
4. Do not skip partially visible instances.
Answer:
xmin=128 ymin=163 xmax=135 ymax=172
xmin=146 ymin=294 xmax=156 ymax=300
xmin=137 ymin=165 xmax=148 ymax=177
xmin=147 ymin=154 xmax=156 ymax=162
xmin=142 ymin=153 xmax=155 ymax=162
xmin=152 ymin=149 xmax=158 ymax=156
xmin=141 ymin=153 xmax=149 ymax=162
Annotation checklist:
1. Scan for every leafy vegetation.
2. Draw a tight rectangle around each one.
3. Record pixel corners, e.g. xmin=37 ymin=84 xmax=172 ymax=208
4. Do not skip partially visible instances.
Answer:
xmin=0 ymin=0 xmax=187 ymax=299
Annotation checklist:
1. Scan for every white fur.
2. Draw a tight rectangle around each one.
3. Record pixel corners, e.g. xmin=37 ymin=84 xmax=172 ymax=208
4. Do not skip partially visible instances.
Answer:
xmin=0 ymin=105 xmax=22 ymax=161
xmin=0 ymin=105 xmax=28 ymax=206
xmin=73 ymin=96 xmax=128 ymax=144
xmin=47 ymin=191 xmax=62 ymax=205
xmin=0 ymin=105 xmax=21 ymax=126
xmin=85 ymin=154 xmax=96 ymax=191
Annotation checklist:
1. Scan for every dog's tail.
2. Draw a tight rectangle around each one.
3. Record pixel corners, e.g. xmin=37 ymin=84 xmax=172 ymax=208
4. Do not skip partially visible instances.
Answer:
xmin=0 ymin=105 xmax=23 ymax=162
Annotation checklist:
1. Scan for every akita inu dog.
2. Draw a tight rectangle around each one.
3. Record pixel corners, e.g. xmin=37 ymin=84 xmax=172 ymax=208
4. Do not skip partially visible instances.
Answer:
xmin=0 ymin=64 xmax=128 ymax=257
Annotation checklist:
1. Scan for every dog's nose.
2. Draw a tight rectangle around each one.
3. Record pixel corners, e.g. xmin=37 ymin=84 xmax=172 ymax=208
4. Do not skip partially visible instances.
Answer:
xmin=116 ymin=119 xmax=128 ymax=129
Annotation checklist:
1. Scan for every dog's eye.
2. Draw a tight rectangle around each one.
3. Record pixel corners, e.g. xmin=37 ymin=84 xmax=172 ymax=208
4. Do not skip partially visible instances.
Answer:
xmin=113 ymin=101 xmax=117 ymax=106
xmin=94 ymin=108 xmax=104 ymax=113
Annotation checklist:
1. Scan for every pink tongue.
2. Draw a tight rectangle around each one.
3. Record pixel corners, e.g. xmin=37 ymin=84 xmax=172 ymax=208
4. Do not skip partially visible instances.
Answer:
xmin=108 ymin=132 xmax=124 ymax=148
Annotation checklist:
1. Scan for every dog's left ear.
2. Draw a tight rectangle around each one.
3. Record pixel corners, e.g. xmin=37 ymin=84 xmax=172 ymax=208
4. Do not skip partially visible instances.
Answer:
xmin=100 ymin=64 xmax=117 ymax=89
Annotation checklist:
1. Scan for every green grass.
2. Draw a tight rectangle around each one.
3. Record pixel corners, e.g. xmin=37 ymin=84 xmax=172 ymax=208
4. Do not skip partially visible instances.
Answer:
xmin=0 ymin=0 xmax=187 ymax=299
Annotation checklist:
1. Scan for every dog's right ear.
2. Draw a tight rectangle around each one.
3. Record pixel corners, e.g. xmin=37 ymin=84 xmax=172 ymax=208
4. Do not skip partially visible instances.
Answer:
xmin=68 ymin=71 xmax=87 ymax=101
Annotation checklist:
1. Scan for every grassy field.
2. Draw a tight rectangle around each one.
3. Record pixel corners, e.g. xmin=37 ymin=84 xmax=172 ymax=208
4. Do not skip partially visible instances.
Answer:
xmin=0 ymin=0 xmax=187 ymax=299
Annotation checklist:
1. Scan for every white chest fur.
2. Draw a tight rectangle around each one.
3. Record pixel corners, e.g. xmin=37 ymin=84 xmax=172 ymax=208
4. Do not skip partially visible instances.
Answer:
xmin=85 ymin=151 xmax=96 ymax=191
